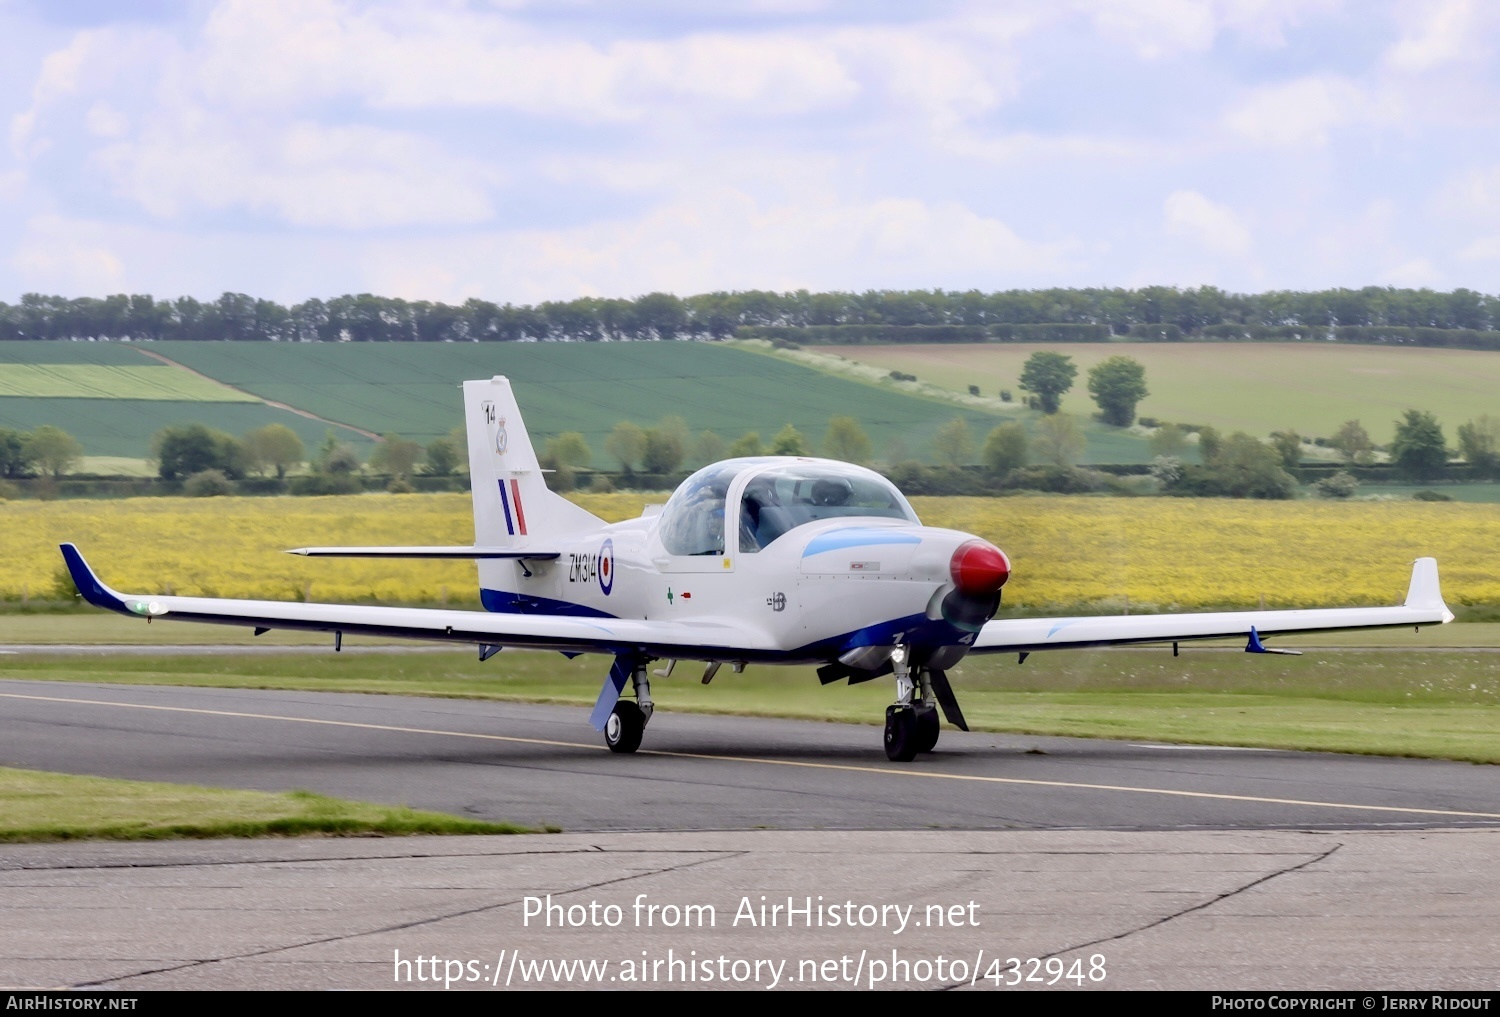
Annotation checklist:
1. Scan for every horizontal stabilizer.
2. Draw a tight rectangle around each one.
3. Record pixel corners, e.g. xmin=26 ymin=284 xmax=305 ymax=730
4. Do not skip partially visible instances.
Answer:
xmin=287 ymin=546 xmax=559 ymax=560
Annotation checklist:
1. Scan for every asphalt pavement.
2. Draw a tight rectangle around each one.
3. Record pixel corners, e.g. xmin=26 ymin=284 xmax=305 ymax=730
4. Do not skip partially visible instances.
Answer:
xmin=3 ymin=679 xmax=1497 ymax=992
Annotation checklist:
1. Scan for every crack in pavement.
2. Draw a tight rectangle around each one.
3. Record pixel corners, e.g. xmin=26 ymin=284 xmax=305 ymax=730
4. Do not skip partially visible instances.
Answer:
xmin=70 ymin=850 xmax=746 ymax=988
xmin=937 ymin=842 xmax=1343 ymax=991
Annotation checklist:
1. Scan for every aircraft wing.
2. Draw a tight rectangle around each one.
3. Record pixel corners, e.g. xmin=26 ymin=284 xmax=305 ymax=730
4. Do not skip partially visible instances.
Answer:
xmin=287 ymin=546 xmax=560 ymax=560
xmin=59 ymin=544 xmax=769 ymax=661
xmin=972 ymin=557 xmax=1453 ymax=654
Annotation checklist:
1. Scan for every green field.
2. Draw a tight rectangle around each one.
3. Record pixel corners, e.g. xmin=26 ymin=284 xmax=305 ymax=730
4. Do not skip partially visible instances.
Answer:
xmin=1 ymin=339 xmax=1492 ymax=466
xmin=0 ymin=397 xmax=374 ymax=459
xmin=0 ymin=364 xmax=254 ymax=401
xmin=826 ymin=342 xmax=1500 ymax=444
xmin=0 ymin=342 xmax=376 ymax=458
xmin=0 ymin=342 xmax=150 ymax=365
xmin=147 ymin=340 xmax=1075 ymax=464
xmin=744 ymin=342 xmax=1165 ymax=464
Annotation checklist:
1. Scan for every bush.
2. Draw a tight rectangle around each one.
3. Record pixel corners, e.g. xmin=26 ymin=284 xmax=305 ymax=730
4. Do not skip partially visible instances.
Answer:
xmin=999 ymin=390 xmax=1012 ymax=402
xmin=1315 ymin=471 xmax=1359 ymax=499
xmin=1001 ymin=465 xmax=1114 ymax=494
xmin=184 ymin=469 xmax=234 ymax=497
xmin=1149 ymin=455 xmax=1183 ymax=487
xmin=881 ymin=462 xmax=985 ymax=496
xmin=1412 ymin=489 xmax=1453 ymax=502
xmin=589 ymin=473 xmax=616 ymax=493
xmin=386 ymin=476 xmax=415 ymax=494
xmin=290 ymin=473 xmax=364 ymax=496
xmin=967 ymin=384 xmax=980 ymax=396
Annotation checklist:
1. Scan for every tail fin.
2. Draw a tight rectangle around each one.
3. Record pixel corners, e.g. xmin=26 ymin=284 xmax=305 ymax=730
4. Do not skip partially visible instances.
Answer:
xmin=462 ymin=376 xmax=603 ymax=552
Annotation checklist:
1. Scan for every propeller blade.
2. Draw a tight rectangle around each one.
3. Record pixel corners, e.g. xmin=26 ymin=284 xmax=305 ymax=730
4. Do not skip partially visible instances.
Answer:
xmin=929 ymin=669 xmax=968 ymax=731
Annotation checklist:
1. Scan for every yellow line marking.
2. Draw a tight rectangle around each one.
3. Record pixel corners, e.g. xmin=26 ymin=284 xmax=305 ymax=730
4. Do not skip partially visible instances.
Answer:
xmin=5 ymin=690 xmax=1500 ymax=821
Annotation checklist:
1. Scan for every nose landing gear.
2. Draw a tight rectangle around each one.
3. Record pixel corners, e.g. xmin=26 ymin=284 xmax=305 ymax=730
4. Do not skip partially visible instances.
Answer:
xmin=883 ymin=647 xmax=943 ymax=762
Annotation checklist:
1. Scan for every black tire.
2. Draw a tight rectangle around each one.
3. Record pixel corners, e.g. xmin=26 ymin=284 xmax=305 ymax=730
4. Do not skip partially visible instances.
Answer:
xmin=605 ymin=701 xmax=645 ymax=754
xmin=884 ymin=705 xmax=919 ymax=762
xmin=913 ymin=704 xmax=940 ymax=753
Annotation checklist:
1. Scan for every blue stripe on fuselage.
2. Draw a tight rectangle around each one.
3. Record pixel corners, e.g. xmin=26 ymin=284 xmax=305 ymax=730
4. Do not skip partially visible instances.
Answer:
xmin=481 ymin=588 xmax=617 ymax=619
xmin=479 ymin=588 xmax=967 ymax=660
xmin=802 ymin=528 xmax=922 ymax=558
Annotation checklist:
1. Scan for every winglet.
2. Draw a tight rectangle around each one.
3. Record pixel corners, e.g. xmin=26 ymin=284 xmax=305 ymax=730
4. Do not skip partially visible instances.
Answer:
xmin=1404 ymin=557 xmax=1455 ymax=623
xmin=58 ymin=544 xmax=130 ymax=615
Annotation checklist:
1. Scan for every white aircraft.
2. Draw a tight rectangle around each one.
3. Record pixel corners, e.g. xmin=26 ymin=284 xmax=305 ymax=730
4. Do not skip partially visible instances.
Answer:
xmin=61 ymin=376 xmax=1454 ymax=761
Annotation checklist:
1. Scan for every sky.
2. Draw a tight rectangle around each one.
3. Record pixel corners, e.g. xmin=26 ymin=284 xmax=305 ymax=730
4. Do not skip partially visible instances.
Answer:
xmin=2 ymin=0 xmax=1499 ymax=305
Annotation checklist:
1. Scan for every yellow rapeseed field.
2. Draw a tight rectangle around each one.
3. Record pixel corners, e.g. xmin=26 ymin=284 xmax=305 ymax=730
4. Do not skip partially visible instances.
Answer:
xmin=1 ymin=492 xmax=1496 ymax=610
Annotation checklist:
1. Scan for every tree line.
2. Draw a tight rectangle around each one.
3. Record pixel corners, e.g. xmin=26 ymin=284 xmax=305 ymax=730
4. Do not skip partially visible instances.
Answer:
xmin=5 ymin=285 xmax=1500 ymax=344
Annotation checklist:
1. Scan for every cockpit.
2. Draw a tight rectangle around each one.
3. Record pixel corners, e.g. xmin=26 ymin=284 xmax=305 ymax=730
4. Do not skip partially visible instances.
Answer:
xmin=656 ymin=459 xmax=918 ymax=557
xmin=739 ymin=461 xmax=916 ymax=552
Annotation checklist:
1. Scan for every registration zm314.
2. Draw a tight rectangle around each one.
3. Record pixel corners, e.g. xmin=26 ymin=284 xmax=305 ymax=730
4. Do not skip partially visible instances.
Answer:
xmin=62 ymin=375 xmax=1453 ymax=760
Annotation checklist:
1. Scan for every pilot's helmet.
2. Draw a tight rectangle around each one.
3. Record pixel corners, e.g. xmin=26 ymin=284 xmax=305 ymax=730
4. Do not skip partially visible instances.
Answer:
xmin=809 ymin=476 xmax=853 ymax=506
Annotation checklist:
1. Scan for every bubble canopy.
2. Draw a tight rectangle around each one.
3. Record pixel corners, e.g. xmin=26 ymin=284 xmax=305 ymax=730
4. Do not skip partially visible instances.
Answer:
xmin=656 ymin=458 xmax=919 ymax=557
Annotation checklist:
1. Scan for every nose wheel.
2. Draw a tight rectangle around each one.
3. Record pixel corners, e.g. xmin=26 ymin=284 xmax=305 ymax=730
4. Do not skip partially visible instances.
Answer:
xmin=884 ymin=703 xmax=940 ymax=761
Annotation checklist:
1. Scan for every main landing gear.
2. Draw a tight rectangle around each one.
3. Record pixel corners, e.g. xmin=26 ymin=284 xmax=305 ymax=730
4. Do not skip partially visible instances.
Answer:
xmin=605 ymin=662 xmax=654 ymax=754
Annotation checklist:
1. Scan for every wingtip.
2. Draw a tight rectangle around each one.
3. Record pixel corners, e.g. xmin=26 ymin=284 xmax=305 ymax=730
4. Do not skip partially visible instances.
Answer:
xmin=1405 ymin=557 xmax=1452 ymax=621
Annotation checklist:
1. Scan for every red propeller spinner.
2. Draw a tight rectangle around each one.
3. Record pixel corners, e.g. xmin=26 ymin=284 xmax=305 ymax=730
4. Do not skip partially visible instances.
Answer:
xmin=949 ymin=540 xmax=1010 ymax=597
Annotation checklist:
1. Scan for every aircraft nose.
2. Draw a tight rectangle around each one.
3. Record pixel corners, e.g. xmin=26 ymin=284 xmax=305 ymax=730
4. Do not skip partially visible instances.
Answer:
xmin=950 ymin=540 xmax=1010 ymax=596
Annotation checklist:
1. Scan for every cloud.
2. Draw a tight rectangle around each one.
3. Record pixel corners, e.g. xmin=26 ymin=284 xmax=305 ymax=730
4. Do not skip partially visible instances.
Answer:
xmin=83 ymin=102 xmax=128 ymax=139
xmin=1458 ymin=236 xmax=1500 ymax=261
xmin=190 ymin=0 xmax=862 ymax=121
xmin=1084 ymin=0 xmax=1340 ymax=59
xmin=1222 ymin=75 xmax=1372 ymax=146
xmin=1087 ymin=0 xmax=1217 ymax=59
xmin=1163 ymin=189 xmax=1252 ymax=256
xmin=359 ymin=180 xmax=1070 ymax=303
xmin=1378 ymin=258 xmax=1442 ymax=287
xmin=8 ymin=215 xmax=125 ymax=293
xmin=1436 ymin=166 xmax=1500 ymax=222
xmin=95 ymin=117 xmax=498 ymax=228
xmin=1386 ymin=0 xmax=1484 ymax=72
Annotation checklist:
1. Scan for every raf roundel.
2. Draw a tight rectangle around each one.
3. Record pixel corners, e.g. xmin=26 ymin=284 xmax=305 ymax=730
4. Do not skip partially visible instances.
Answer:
xmin=598 ymin=538 xmax=615 ymax=596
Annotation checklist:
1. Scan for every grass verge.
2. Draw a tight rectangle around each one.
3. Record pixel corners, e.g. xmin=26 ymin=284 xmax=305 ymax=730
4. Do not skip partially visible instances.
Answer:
xmin=0 ymin=766 xmax=541 ymax=843
xmin=4 ymin=647 xmax=1498 ymax=764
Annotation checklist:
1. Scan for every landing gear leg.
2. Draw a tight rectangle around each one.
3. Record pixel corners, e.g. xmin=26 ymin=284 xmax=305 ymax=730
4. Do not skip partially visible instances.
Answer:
xmin=913 ymin=668 xmax=940 ymax=754
xmin=605 ymin=662 xmax=654 ymax=754
xmin=884 ymin=646 xmax=927 ymax=762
